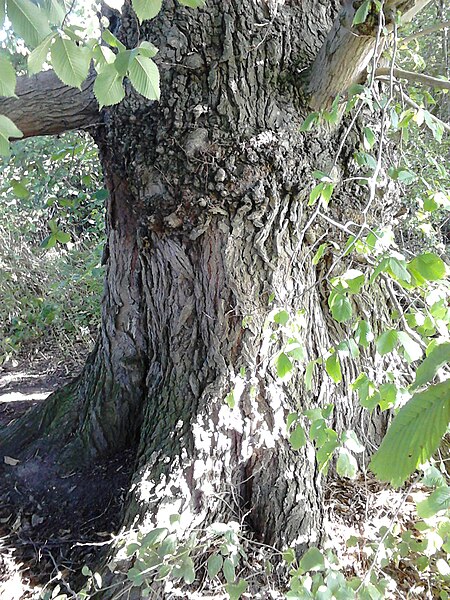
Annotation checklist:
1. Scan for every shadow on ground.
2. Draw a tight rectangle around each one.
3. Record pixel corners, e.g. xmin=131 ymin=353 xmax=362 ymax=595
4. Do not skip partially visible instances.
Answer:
xmin=0 ymin=360 xmax=134 ymax=599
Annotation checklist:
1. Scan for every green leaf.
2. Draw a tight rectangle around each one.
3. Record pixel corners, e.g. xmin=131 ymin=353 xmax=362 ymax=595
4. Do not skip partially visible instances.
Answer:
xmin=300 ymin=112 xmax=319 ymax=132
xmin=276 ymin=352 xmax=293 ymax=379
xmin=0 ymin=114 xmax=23 ymax=156
xmin=182 ymin=557 xmax=195 ymax=584
xmin=273 ymin=310 xmax=289 ymax=325
xmin=222 ymin=557 xmax=235 ymax=583
xmin=132 ymin=0 xmax=162 ymax=23
xmin=325 ymin=353 xmax=342 ymax=384
xmin=336 ymin=448 xmax=358 ymax=479
xmin=353 ymin=0 xmax=371 ymax=25
xmin=0 ymin=0 xmax=5 ymax=26
xmin=289 ymin=424 xmax=307 ymax=450
xmin=329 ymin=293 xmax=352 ymax=323
xmin=282 ymin=548 xmax=296 ymax=565
xmin=114 ymin=49 xmax=136 ymax=76
xmin=387 ymin=257 xmax=411 ymax=284
xmin=6 ymin=0 xmax=52 ymax=47
xmin=299 ymin=547 xmax=325 ymax=574
xmin=412 ymin=342 xmax=450 ymax=391
xmin=207 ymin=554 xmax=223 ymax=580
xmin=102 ymin=29 xmax=126 ymax=51
xmin=138 ymin=40 xmax=159 ymax=58
xmin=369 ymin=380 xmax=450 ymax=487
xmin=51 ymin=36 xmax=91 ymax=88
xmin=397 ymin=331 xmax=422 ymax=363
xmin=42 ymin=0 xmax=65 ymax=25
xmin=355 ymin=320 xmax=373 ymax=348
xmin=225 ymin=579 xmax=247 ymax=600
xmin=94 ymin=63 xmax=125 ymax=108
xmin=28 ymin=33 xmax=55 ymax=75
xmin=363 ymin=126 xmax=376 ymax=150
xmin=141 ymin=527 xmax=168 ymax=547
xmin=0 ymin=55 xmax=16 ymax=97
xmin=178 ymin=0 xmax=205 ymax=7
xmin=128 ymin=55 xmax=160 ymax=100
xmin=312 ymin=243 xmax=327 ymax=265
xmin=417 ymin=486 xmax=450 ymax=518
xmin=375 ymin=330 xmax=398 ymax=355
xmin=408 ymin=253 xmax=446 ymax=283
xmin=342 ymin=429 xmax=365 ymax=453
xmin=56 ymin=231 xmax=71 ymax=244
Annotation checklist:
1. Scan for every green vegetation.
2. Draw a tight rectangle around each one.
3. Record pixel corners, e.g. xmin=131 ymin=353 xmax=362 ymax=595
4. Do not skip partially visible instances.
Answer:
xmin=0 ymin=132 xmax=105 ymax=363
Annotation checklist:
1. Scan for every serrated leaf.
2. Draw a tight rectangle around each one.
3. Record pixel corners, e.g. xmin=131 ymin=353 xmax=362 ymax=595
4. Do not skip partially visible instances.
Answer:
xmin=94 ymin=63 xmax=125 ymax=108
xmin=336 ymin=448 xmax=358 ymax=479
xmin=325 ymin=353 xmax=342 ymax=384
xmin=207 ymin=554 xmax=223 ymax=580
xmin=417 ymin=486 xmax=450 ymax=518
xmin=132 ymin=0 xmax=162 ymax=22
xmin=299 ymin=547 xmax=325 ymax=573
xmin=0 ymin=114 xmax=23 ymax=155
xmin=7 ymin=0 xmax=52 ymax=47
xmin=289 ymin=424 xmax=307 ymax=450
xmin=0 ymin=54 xmax=16 ymax=97
xmin=412 ymin=342 xmax=450 ymax=391
xmin=51 ymin=36 xmax=91 ymax=88
xmin=369 ymin=380 xmax=450 ymax=487
xmin=28 ymin=33 xmax=55 ymax=75
xmin=276 ymin=352 xmax=293 ymax=379
xmin=128 ymin=55 xmax=160 ymax=100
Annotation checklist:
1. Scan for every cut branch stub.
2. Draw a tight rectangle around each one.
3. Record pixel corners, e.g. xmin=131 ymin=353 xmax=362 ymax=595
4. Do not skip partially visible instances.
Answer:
xmin=306 ymin=0 xmax=433 ymax=111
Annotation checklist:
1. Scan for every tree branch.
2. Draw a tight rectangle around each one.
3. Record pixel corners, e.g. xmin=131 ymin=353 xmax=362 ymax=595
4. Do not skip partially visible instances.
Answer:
xmin=402 ymin=19 xmax=450 ymax=43
xmin=0 ymin=70 xmax=100 ymax=139
xmin=375 ymin=66 xmax=450 ymax=90
xmin=306 ymin=0 xmax=434 ymax=110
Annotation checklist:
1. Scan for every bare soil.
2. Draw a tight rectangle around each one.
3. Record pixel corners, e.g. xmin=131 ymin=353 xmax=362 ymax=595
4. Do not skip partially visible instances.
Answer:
xmin=0 ymin=356 xmax=134 ymax=599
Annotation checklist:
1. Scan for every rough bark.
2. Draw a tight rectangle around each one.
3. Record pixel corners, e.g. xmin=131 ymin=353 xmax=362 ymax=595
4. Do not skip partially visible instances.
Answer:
xmin=0 ymin=0 xmax=415 ymax=591
xmin=1 ymin=71 xmax=98 ymax=138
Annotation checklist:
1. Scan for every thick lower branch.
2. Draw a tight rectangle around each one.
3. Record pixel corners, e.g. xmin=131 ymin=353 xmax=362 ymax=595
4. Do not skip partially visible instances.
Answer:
xmin=0 ymin=71 xmax=100 ymax=138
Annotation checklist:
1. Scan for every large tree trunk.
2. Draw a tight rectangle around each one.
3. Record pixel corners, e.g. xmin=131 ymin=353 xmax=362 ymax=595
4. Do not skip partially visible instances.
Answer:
xmin=0 ymin=0 xmax=413 ymax=591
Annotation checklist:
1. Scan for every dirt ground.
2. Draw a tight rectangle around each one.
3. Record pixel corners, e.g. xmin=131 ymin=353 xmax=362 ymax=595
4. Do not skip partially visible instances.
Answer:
xmin=0 ymin=356 xmax=134 ymax=600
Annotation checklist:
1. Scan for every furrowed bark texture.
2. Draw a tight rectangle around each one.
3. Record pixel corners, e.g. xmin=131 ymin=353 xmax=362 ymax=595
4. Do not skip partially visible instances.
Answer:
xmin=1 ymin=0 xmax=403 ymax=573
xmin=0 ymin=71 xmax=99 ymax=138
